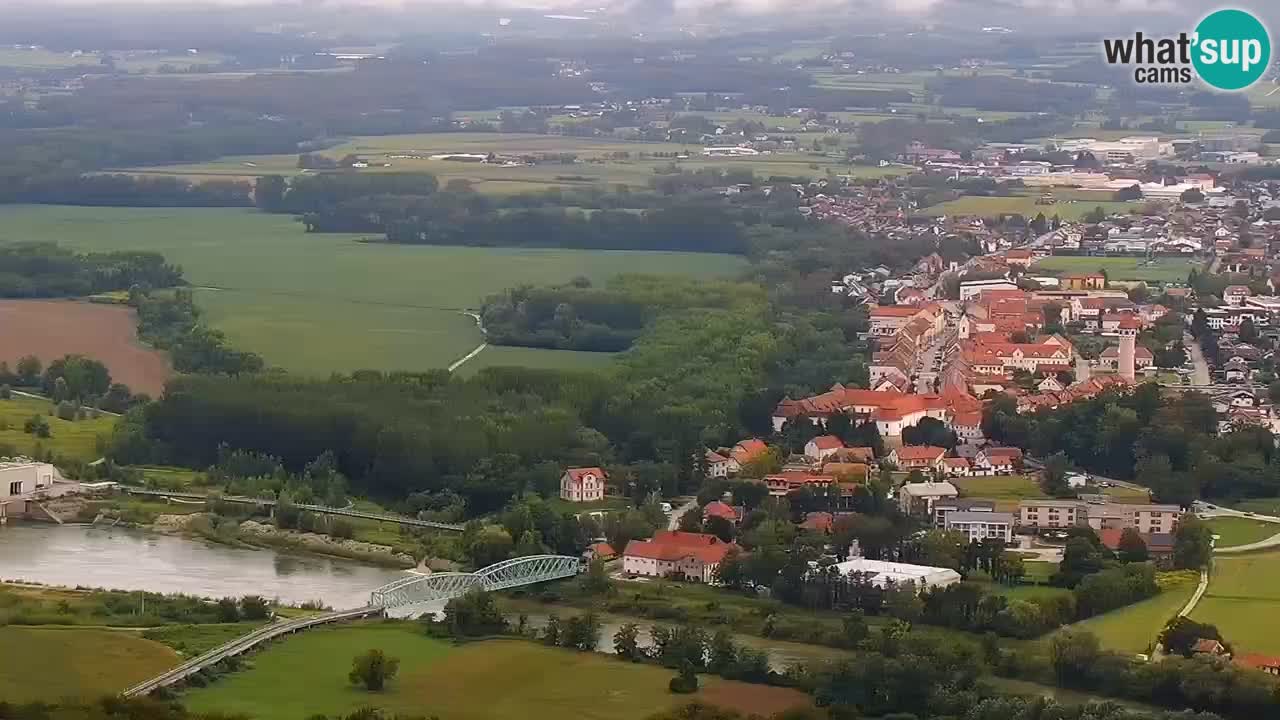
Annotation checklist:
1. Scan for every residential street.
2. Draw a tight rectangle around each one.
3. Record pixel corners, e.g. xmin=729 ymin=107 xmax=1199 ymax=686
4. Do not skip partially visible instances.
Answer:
xmin=667 ymin=499 xmax=698 ymax=531
xmin=1184 ymin=332 xmax=1211 ymax=386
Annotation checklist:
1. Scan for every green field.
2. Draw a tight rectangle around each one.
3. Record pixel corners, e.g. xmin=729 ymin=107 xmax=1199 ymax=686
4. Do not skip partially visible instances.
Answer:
xmin=1206 ymin=517 xmax=1280 ymax=548
xmin=0 ymin=395 xmax=118 ymax=461
xmin=0 ymin=627 xmax=177 ymax=701
xmin=953 ymin=475 xmax=1046 ymax=512
xmin=1031 ymin=256 xmax=1203 ymax=283
xmin=118 ymin=132 xmax=882 ymax=194
xmin=1062 ymin=573 xmax=1199 ymax=655
xmin=0 ymin=206 xmax=745 ymax=376
xmin=1192 ymin=551 xmax=1280 ymax=655
xmin=920 ymin=194 xmax=1134 ymax=221
xmin=183 ymin=624 xmax=809 ymax=720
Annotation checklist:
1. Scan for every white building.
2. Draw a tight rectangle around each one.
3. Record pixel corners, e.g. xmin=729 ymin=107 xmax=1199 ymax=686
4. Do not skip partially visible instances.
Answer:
xmin=0 ymin=460 xmax=57 ymax=523
xmin=559 ymin=467 xmax=607 ymax=503
xmin=945 ymin=511 xmax=1014 ymax=543
xmin=833 ymin=557 xmax=962 ymax=591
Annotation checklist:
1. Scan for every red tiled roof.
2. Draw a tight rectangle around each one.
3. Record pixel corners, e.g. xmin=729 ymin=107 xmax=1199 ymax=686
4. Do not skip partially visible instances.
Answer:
xmin=589 ymin=542 xmax=617 ymax=559
xmin=800 ymin=511 xmax=835 ymax=532
xmin=565 ymin=467 xmax=607 ymax=483
xmin=869 ymin=305 xmax=921 ymax=318
xmin=731 ymin=439 xmax=769 ymax=464
xmin=983 ymin=447 xmax=1023 ymax=459
xmin=1236 ymin=653 xmax=1280 ymax=672
xmin=894 ymin=445 xmax=946 ymax=461
xmin=623 ymin=532 xmax=736 ymax=564
xmin=703 ymin=501 xmax=739 ymax=522
xmin=809 ymin=435 xmax=844 ymax=451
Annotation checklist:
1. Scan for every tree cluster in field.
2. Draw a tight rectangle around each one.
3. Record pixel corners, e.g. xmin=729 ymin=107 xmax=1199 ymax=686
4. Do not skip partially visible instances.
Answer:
xmin=0 ymin=243 xmax=181 ymax=298
xmin=480 ymin=275 xmax=757 ymax=353
xmin=349 ymin=648 xmax=400 ymax=692
xmin=984 ymin=384 xmax=1280 ymax=505
xmin=0 ymin=584 xmax=270 ymax=628
xmin=15 ymin=174 xmax=252 ymax=208
xmin=0 ymin=354 xmax=140 ymax=416
xmin=132 ymin=289 xmax=263 ymax=375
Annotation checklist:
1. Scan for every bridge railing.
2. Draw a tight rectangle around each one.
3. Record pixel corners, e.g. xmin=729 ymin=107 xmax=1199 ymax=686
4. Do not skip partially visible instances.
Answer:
xmin=368 ymin=554 xmax=581 ymax=609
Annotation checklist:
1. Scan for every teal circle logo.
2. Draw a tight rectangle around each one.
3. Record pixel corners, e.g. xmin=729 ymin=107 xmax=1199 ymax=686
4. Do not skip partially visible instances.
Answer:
xmin=1192 ymin=9 xmax=1271 ymax=91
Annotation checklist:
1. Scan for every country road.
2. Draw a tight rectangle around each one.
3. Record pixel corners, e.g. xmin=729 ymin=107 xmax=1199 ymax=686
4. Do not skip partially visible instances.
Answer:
xmin=1184 ymin=332 xmax=1211 ymax=387
xmin=1194 ymin=502 xmax=1280 ymax=554
xmin=667 ymin=499 xmax=698 ymax=531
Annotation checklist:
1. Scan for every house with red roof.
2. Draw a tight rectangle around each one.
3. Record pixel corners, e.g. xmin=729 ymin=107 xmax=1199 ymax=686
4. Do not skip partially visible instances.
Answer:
xmin=889 ymin=445 xmax=947 ymax=470
xmin=975 ymin=447 xmax=1022 ymax=475
xmin=560 ymin=467 xmax=608 ymax=503
xmin=729 ymin=439 xmax=769 ymax=471
xmin=804 ymin=435 xmax=845 ymax=461
xmin=621 ymin=530 xmax=737 ymax=583
xmin=762 ymin=471 xmax=837 ymax=496
xmin=1236 ymin=653 xmax=1280 ymax=676
xmin=704 ymin=449 xmax=732 ymax=478
xmin=702 ymin=500 xmax=740 ymax=525
xmin=584 ymin=542 xmax=617 ymax=561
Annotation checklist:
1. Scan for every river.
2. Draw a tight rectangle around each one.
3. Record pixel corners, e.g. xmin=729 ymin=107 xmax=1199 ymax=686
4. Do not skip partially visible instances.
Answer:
xmin=0 ymin=522 xmax=409 ymax=608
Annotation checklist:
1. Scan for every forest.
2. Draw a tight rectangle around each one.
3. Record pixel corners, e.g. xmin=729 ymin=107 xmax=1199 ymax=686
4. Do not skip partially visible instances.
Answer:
xmin=0 ymin=243 xmax=182 ymax=298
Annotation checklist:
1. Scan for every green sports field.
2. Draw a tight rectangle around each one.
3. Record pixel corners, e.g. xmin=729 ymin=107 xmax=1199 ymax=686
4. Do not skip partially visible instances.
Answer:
xmin=1031 ymin=256 xmax=1203 ymax=283
xmin=1192 ymin=551 xmax=1280 ymax=655
xmin=0 ymin=206 xmax=745 ymax=376
xmin=182 ymin=624 xmax=810 ymax=720
xmin=0 ymin=627 xmax=178 ymax=701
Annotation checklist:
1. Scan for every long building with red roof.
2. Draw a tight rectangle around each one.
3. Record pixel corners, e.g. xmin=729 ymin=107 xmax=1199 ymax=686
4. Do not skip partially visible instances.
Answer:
xmin=621 ymin=531 xmax=738 ymax=584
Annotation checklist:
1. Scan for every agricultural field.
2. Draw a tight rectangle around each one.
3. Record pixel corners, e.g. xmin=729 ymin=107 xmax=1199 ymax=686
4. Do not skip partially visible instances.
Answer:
xmin=0 ymin=47 xmax=104 ymax=69
xmin=919 ymin=194 xmax=1134 ymax=222
xmin=1031 ymin=256 xmax=1203 ymax=284
xmin=1192 ymin=551 xmax=1280 ymax=655
xmin=0 ymin=395 xmax=118 ymax=462
xmin=0 ymin=627 xmax=178 ymax=701
xmin=1205 ymin=517 xmax=1280 ymax=548
xmin=182 ymin=624 xmax=811 ymax=720
xmin=0 ymin=299 xmax=172 ymax=396
xmin=0 ymin=206 xmax=746 ymax=376
xmin=1062 ymin=572 xmax=1199 ymax=655
xmin=117 ymin=132 xmax=883 ymax=193
xmin=454 ymin=346 xmax=620 ymax=377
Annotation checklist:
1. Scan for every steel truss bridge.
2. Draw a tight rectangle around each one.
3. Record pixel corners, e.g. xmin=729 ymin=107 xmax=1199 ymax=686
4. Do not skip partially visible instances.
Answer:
xmin=371 ymin=554 xmax=581 ymax=609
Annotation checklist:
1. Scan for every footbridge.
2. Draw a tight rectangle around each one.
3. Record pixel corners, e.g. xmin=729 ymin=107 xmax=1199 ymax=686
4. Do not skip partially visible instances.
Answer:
xmin=121 ymin=555 xmax=581 ymax=697
xmin=370 ymin=554 xmax=582 ymax=608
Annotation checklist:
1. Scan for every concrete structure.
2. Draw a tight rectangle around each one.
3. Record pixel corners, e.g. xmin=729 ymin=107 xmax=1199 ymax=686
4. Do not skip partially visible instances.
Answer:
xmin=1017 ymin=499 xmax=1088 ymax=528
xmin=1018 ymin=499 xmax=1180 ymax=533
xmin=933 ymin=498 xmax=996 ymax=528
xmin=898 ymin=480 xmax=958 ymax=516
xmin=0 ymin=460 xmax=56 ymax=524
xmin=833 ymin=557 xmax=962 ymax=591
xmin=945 ymin=511 xmax=1015 ymax=543
xmin=559 ymin=467 xmax=607 ymax=503
xmin=1116 ymin=316 xmax=1139 ymax=382
xmin=622 ymin=531 xmax=737 ymax=583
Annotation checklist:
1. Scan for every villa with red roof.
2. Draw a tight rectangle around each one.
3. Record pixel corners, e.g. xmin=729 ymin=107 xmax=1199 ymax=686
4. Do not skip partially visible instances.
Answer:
xmin=804 ymin=435 xmax=845 ymax=461
xmin=622 ymin=531 xmax=737 ymax=583
xmin=702 ymin=500 xmax=740 ymax=524
xmin=560 ymin=467 xmax=608 ymax=503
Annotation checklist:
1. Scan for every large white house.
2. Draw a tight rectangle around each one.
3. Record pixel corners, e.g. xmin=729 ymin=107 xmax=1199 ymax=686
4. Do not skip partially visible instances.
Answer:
xmin=559 ymin=467 xmax=607 ymax=503
xmin=622 ymin=531 xmax=737 ymax=584
xmin=0 ymin=460 xmax=57 ymax=523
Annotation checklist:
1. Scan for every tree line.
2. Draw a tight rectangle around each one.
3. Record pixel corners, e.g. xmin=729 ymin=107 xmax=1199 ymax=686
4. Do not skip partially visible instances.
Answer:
xmin=0 ymin=243 xmax=182 ymax=298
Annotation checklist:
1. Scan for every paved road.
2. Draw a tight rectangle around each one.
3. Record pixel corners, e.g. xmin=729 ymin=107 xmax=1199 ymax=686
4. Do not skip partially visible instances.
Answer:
xmin=1184 ymin=332 xmax=1212 ymax=387
xmin=1192 ymin=502 xmax=1280 ymax=554
xmin=667 ymin=499 xmax=698 ymax=531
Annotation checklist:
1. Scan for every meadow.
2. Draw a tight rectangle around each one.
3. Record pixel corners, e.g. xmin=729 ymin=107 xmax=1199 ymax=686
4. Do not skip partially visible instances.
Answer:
xmin=1031 ymin=256 xmax=1202 ymax=284
xmin=1204 ymin=517 xmax=1280 ymax=548
xmin=1061 ymin=572 xmax=1200 ymax=655
xmin=0 ymin=626 xmax=177 ymax=701
xmin=0 ymin=395 xmax=118 ymax=462
xmin=182 ymin=624 xmax=811 ymax=720
xmin=0 ymin=206 xmax=746 ymax=376
xmin=919 ymin=194 xmax=1134 ymax=222
xmin=117 ymin=132 xmax=889 ymax=194
xmin=1192 ymin=551 xmax=1280 ymax=655
xmin=952 ymin=475 xmax=1147 ymax=512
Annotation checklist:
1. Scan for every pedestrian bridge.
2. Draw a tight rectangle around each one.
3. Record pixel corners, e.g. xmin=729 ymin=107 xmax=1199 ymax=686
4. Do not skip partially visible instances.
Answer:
xmin=370 ymin=554 xmax=581 ymax=609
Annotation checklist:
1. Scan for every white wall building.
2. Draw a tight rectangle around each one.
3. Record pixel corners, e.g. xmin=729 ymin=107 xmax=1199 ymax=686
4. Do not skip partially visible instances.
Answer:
xmin=832 ymin=557 xmax=962 ymax=591
xmin=0 ymin=460 xmax=57 ymax=523
xmin=559 ymin=467 xmax=607 ymax=503
xmin=945 ymin=511 xmax=1014 ymax=543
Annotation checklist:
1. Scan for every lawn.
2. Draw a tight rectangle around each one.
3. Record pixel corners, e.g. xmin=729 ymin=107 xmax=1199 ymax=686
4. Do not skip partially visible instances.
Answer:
xmin=1192 ymin=551 xmax=1280 ymax=655
xmin=143 ymin=622 xmax=267 ymax=656
xmin=920 ymin=194 xmax=1135 ymax=221
xmin=1061 ymin=573 xmax=1199 ymax=655
xmin=1231 ymin=497 xmax=1280 ymax=516
xmin=1205 ymin=517 xmax=1280 ymax=548
xmin=0 ymin=206 xmax=746 ymax=376
xmin=182 ymin=624 xmax=810 ymax=720
xmin=0 ymin=627 xmax=178 ymax=701
xmin=0 ymin=395 xmax=118 ymax=462
xmin=1030 ymin=256 xmax=1203 ymax=284
xmin=953 ymin=474 xmax=1045 ymax=511
xmin=455 ymin=346 xmax=621 ymax=376
xmin=117 ymin=131 xmax=877 ymax=193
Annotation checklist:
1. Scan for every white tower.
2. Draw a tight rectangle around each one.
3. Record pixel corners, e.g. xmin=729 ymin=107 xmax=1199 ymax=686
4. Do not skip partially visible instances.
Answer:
xmin=1117 ymin=317 xmax=1139 ymax=382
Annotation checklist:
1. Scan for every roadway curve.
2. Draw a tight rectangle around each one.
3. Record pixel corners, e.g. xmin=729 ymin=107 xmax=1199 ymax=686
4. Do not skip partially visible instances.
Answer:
xmin=1195 ymin=502 xmax=1280 ymax=554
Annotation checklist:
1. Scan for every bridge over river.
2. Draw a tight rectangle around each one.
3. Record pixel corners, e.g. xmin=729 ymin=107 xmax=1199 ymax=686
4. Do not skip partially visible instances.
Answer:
xmin=122 ymin=554 xmax=581 ymax=698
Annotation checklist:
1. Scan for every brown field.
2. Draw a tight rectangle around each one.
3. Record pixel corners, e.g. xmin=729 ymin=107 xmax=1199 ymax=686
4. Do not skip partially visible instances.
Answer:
xmin=0 ymin=300 xmax=172 ymax=395
xmin=695 ymin=681 xmax=815 ymax=716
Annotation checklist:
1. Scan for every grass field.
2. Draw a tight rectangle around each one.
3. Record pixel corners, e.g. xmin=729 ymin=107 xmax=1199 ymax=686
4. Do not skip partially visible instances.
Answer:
xmin=182 ymin=624 xmax=811 ymax=720
xmin=143 ymin=622 xmax=267 ymax=656
xmin=0 ymin=206 xmax=745 ymax=376
xmin=0 ymin=395 xmax=118 ymax=462
xmin=953 ymin=475 xmax=1046 ymax=512
xmin=1031 ymin=256 xmax=1203 ymax=284
xmin=117 ymin=132 xmax=884 ymax=194
xmin=920 ymin=194 xmax=1134 ymax=221
xmin=1205 ymin=517 xmax=1280 ymax=548
xmin=0 ymin=627 xmax=177 ymax=701
xmin=1231 ymin=498 xmax=1280 ymax=516
xmin=1062 ymin=573 xmax=1199 ymax=655
xmin=1192 ymin=551 xmax=1280 ymax=655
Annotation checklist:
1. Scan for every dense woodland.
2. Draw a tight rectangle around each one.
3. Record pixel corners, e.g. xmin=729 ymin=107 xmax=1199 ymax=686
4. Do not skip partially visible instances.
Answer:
xmin=0 ymin=243 xmax=182 ymax=298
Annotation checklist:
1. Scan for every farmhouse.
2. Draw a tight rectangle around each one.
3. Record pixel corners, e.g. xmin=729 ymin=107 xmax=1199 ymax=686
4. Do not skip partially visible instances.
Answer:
xmin=559 ymin=467 xmax=607 ymax=503
xmin=622 ymin=531 xmax=737 ymax=583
